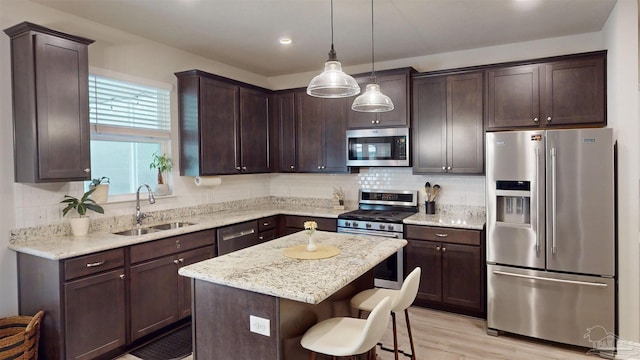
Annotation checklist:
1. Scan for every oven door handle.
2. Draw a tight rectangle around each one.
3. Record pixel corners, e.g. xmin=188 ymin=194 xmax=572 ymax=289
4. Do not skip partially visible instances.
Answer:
xmin=338 ymin=228 xmax=403 ymax=239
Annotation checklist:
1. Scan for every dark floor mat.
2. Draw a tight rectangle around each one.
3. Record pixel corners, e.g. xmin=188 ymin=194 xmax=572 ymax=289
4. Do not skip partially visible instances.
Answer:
xmin=130 ymin=326 xmax=192 ymax=360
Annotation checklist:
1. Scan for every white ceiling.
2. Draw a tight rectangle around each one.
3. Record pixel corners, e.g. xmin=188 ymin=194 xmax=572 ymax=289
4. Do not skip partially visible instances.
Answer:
xmin=32 ymin=0 xmax=616 ymax=77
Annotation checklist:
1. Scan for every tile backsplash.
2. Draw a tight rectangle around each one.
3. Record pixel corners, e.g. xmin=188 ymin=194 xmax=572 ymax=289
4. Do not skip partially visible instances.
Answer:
xmin=12 ymin=168 xmax=486 ymax=229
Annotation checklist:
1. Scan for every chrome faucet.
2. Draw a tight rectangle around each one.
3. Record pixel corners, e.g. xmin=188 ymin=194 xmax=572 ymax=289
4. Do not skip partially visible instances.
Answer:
xmin=136 ymin=184 xmax=156 ymax=226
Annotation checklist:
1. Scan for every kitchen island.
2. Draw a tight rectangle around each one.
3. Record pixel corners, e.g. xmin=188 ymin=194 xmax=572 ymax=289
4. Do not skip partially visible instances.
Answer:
xmin=178 ymin=230 xmax=406 ymax=359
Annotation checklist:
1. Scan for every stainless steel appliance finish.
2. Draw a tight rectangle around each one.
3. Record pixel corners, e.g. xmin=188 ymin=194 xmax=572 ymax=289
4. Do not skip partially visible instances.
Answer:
xmin=338 ymin=189 xmax=418 ymax=289
xmin=346 ymin=127 xmax=409 ymax=167
xmin=486 ymin=128 xmax=615 ymax=348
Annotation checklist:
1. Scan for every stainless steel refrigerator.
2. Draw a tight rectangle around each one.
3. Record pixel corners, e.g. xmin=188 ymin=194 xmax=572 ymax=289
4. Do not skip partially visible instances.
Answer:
xmin=486 ymin=128 xmax=616 ymax=348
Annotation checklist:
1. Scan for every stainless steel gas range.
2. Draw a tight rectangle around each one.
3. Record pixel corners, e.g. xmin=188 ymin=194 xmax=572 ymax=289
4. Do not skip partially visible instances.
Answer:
xmin=338 ymin=189 xmax=418 ymax=289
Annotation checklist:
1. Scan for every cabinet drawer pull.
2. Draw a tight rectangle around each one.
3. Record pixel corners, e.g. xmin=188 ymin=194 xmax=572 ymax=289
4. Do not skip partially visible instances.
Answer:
xmin=173 ymin=259 xmax=180 ymax=264
xmin=120 ymin=274 xmax=125 ymax=280
xmin=263 ymin=222 xmax=270 ymax=226
xmin=435 ymin=233 xmax=449 ymax=238
xmin=436 ymin=246 xmax=441 ymax=252
xmin=86 ymin=261 xmax=105 ymax=268
xmin=442 ymin=247 xmax=447 ymax=252
xmin=179 ymin=258 xmax=184 ymax=263
xmin=259 ymin=236 xmax=264 ymax=240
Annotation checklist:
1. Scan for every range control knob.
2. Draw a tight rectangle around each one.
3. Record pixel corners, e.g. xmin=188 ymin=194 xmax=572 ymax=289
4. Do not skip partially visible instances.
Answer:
xmin=365 ymin=223 xmax=372 ymax=229
xmin=344 ymin=221 xmax=351 ymax=227
xmin=387 ymin=224 xmax=395 ymax=231
xmin=379 ymin=224 xmax=386 ymax=230
xmin=353 ymin=222 xmax=359 ymax=228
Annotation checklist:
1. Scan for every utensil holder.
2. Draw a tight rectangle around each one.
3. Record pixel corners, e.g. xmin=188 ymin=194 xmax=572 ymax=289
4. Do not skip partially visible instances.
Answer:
xmin=426 ymin=201 xmax=436 ymax=214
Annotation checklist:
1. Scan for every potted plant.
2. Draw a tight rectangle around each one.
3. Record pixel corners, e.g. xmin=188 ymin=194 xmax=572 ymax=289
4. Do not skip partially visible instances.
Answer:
xmin=89 ymin=176 xmax=110 ymax=204
xmin=150 ymin=152 xmax=173 ymax=196
xmin=61 ymin=188 xmax=105 ymax=236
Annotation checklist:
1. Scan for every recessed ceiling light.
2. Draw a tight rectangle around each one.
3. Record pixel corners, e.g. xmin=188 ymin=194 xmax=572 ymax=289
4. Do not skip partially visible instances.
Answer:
xmin=279 ymin=38 xmax=292 ymax=45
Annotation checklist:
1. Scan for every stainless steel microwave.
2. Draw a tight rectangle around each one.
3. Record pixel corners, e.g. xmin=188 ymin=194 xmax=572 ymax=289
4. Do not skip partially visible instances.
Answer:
xmin=346 ymin=128 xmax=410 ymax=167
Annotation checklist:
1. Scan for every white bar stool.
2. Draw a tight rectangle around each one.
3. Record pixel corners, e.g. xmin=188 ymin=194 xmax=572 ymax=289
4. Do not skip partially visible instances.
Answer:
xmin=350 ymin=267 xmax=422 ymax=360
xmin=300 ymin=296 xmax=392 ymax=360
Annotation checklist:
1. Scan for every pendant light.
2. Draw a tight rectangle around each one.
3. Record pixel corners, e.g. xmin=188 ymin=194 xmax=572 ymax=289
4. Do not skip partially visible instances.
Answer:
xmin=307 ymin=0 xmax=360 ymax=98
xmin=351 ymin=0 xmax=394 ymax=112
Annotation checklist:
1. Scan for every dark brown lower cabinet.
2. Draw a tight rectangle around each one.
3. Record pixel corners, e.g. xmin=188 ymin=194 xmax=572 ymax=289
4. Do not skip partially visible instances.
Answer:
xmin=281 ymin=215 xmax=337 ymax=236
xmin=405 ymin=225 xmax=485 ymax=318
xmin=64 ymin=269 xmax=126 ymax=360
xmin=17 ymin=230 xmax=215 ymax=360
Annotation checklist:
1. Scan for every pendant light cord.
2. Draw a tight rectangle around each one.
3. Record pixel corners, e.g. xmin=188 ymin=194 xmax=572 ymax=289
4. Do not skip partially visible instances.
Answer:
xmin=370 ymin=0 xmax=376 ymax=81
xmin=328 ymin=0 xmax=337 ymax=60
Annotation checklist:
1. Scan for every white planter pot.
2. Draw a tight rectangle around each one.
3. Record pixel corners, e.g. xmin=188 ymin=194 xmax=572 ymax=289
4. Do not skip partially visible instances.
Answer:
xmin=155 ymin=183 xmax=170 ymax=196
xmin=70 ymin=217 xmax=90 ymax=236
xmin=90 ymin=184 xmax=109 ymax=204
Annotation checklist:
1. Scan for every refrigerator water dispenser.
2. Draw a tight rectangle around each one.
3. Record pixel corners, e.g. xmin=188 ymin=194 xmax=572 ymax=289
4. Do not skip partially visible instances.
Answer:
xmin=495 ymin=181 xmax=531 ymax=225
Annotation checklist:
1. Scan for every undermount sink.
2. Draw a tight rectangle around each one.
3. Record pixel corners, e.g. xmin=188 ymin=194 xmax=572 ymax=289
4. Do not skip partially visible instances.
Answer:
xmin=113 ymin=222 xmax=195 ymax=236
xmin=148 ymin=222 xmax=195 ymax=231
xmin=113 ymin=227 xmax=160 ymax=236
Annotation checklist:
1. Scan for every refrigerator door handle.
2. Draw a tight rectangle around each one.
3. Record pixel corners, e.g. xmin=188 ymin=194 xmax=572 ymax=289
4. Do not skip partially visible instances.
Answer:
xmin=551 ymin=147 xmax=557 ymax=254
xmin=492 ymin=270 xmax=608 ymax=288
xmin=535 ymin=147 xmax=540 ymax=254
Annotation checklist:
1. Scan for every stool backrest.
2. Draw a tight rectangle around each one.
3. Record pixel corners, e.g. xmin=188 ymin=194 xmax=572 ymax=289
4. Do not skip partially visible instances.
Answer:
xmin=395 ymin=267 xmax=421 ymax=312
xmin=353 ymin=296 xmax=392 ymax=354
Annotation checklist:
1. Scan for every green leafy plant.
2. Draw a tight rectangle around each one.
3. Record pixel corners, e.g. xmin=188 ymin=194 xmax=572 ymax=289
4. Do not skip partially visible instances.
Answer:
xmin=149 ymin=152 xmax=174 ymax=184
xmin=90 ymin=176 xmax=110 ymax=187
xmin=61 ymin=188 xmax=105 ymax=217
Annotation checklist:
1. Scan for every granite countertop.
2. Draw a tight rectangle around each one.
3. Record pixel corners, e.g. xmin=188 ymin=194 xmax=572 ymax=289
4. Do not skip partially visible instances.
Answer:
xmin=8 ymin=203 xmax=484 ymax=260
xmin=178 ymin=230 xmax=406 ymax=304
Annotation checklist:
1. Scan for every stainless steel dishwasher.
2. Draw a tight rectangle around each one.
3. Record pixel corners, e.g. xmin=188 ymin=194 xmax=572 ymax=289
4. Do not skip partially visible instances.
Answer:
xmin=216 ymin=220 xmax=259 ymax=256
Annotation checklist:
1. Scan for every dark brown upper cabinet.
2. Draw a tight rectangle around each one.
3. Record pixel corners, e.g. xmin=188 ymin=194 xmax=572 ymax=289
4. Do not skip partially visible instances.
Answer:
xmin=4 ymin=22 xmax=94 ymax=183
xmin=295 ymin=91 xmax=349 ymax=173
xmin=412 ymin=71 xmax=484 ymax=174
xmin=176 ymin=70 xmax=270 ymax=176
xmin=347 ymin=67 xmax=415 ymax=129
xmin=486 ymin=51 xmax=606 ymax=130
xmin=273 ymin=92 xmax=297 ymax=172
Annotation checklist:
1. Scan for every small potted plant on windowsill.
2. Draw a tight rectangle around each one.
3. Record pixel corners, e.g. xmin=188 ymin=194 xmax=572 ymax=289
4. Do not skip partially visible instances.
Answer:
xmin=89 ymin=176 xmax=110 ymax=204
xmin=61 ymin=188 xmax=105 ymax=236
xmin=150 ymin=152 xmax=173 ymax=196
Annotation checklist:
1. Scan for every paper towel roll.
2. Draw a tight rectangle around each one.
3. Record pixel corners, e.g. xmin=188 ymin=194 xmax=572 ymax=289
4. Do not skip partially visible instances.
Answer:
xmin=194 ymin=176 xmax=222 ymax=187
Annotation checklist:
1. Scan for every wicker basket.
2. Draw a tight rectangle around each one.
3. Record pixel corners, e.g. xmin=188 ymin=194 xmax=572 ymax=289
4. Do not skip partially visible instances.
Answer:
xmin=0 ymin=311 xmax=44 ymax=360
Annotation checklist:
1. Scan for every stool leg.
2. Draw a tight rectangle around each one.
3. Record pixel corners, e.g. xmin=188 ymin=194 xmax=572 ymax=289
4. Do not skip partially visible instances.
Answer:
xmin=391 ymin=311 xmax=399 ymax=360
xmin=405 ymin=308 xmax=416 ymax=360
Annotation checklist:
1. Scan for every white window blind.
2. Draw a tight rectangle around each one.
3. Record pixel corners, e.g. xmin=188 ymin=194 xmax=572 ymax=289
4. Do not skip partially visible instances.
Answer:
xmin=89 ymin=74 xmax=171 ymax=138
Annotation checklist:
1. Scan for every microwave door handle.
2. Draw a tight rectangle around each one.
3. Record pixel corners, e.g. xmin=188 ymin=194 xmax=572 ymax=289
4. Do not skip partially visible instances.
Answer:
xmin=551 ymin=147 xmax=557 ymax=254
xmin=535 ymin=147 xmax=540 ymax=254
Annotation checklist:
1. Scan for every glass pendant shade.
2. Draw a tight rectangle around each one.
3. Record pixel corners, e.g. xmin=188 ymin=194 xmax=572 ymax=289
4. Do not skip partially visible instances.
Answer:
xmin=307 ymin=60 xmax=361 ymax=98
xmin=351 ymin=83 xmax=394 ymax=112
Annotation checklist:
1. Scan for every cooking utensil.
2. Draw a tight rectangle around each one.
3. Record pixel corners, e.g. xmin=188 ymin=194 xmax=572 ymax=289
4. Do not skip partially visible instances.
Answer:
xmin=432 ymin=184 xmax=441 ymax=201
xmin=424 ymin=182 xmax=431 ymax=201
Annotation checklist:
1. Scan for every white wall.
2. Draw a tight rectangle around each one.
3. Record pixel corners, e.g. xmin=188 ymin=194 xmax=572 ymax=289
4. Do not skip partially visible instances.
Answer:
xmin=603 ymin=0 xmax=640 ymax=343
xmin=1 ymin=2 xmax=636 ymax=345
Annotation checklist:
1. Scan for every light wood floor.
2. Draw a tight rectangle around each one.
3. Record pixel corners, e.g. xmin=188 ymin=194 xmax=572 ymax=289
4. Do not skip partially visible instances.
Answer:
xmin=376 ymin=307 xmax=594 ymax=360
xmin=118 ymin=307 xmax=595 ymax=360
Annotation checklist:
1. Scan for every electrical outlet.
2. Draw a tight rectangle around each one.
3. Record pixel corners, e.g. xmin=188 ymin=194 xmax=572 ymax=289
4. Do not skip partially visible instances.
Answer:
xmin=249 ymin=315 xmax=270 ymax=337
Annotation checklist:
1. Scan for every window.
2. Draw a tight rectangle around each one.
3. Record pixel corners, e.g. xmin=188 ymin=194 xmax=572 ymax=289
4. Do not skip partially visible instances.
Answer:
xmin=87 ymin=70 xmax=172 ymax=198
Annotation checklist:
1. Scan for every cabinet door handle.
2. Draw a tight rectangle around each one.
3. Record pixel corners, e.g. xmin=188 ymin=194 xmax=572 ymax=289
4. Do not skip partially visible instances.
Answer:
xmin=263 ymin=222 xmax=270 ymax=226
xmin=435 ymin=233 xmax=449 ymax=238
xmin=436 ymin=246 xmax=441 ymax=252
xmin=259 ymin=236 xmax=264 ymax=240
xmin=290 ymin=165 xmax=295 ymax=170
xmin=173 ymin=259 xmax=180 ymax=264
xmin=442 ymin=247 xmax=447 ymax=253
xmin=83 ymin=168 xmax=91 ymax=173
xmin=120 ymin=274 xmax=125 ymax=280
xmin=371 ymin=120 xmax=376 ymax=124
xmin=179 ymin=258 xmax=184 ymax=263
xmin=236 ymin=166 xmax=241 ymax=171
xmin=446 ymin=166 xmax=452 ymax=170
xmin=442 ymin=166 xmax=446 ymax=170
xmin=317 ymin=166 xmax=321 ymax=170
xmin=242 ymin=166 xmax=247 ymax=171
xmin=533 ymin=117 xmax=539 ymax=123
xmin=175 ymin=240 xmax=181 ymax=249
xmin=86 ymin=261 xmax=105 ymax=268
xmin=546 ymin=116 xmax=552 ymax=122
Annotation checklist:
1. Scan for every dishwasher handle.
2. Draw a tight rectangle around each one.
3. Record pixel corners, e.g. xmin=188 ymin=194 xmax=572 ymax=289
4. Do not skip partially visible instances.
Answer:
xmin=221 ymin=228 xmax=256 ymax=241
